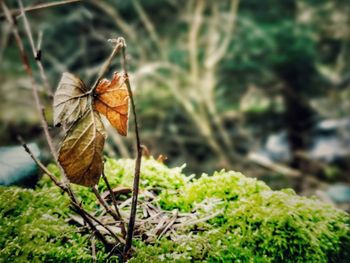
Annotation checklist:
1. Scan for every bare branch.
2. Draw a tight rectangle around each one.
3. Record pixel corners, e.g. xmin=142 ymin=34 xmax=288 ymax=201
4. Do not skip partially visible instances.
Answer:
xmin=2 ymin=1 xmax=57 ymax=160
xmin=102 ymin=171 xmax=124 ymax=223
xmin=91 ymin=0 xmax=137 ymax=43
xmin=91 ymin=39 xmax=124 ymax=91
xmin=132 ymin=0 xmax=164 ymax=58
xmin=188 ymin=0 xmax=205 ymax=83
xmin=0 ymin=0 xmax=82 ymax=19
xmin=18 ymin=136 xmax=116 ymax=249
xmin=205 ymin=0 xmax=240 ymax=68
xmin=92 ymin=185 xmax=122 ymax=223
xmin=17 ymin=0 xmax=53 ymax=96
xmin=18 ymin=136 xmax=63 ymax=189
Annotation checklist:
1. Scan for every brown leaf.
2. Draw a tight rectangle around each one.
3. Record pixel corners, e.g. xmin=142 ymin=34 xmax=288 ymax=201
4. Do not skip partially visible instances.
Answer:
xmin=53 ymin=72 xmax=89 ymax=127
xmin=58 ymin=109 xmax=106 ymax=187
xmin=93 ymin=72 xmax=129 ymax=136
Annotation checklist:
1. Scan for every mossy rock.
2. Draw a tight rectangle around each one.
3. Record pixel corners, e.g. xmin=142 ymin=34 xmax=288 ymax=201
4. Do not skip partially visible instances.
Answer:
xmin=1 ymin=158 xmax=349 ymax=262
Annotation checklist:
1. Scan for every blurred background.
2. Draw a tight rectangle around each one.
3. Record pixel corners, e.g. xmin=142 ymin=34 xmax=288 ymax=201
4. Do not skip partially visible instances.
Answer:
xmin=0 ymin=0 xmax=349 ymax=208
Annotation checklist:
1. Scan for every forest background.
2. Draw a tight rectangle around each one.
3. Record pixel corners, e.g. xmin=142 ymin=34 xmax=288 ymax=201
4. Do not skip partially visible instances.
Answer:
xmin=1 ymin=0 xmax=349 ymax=203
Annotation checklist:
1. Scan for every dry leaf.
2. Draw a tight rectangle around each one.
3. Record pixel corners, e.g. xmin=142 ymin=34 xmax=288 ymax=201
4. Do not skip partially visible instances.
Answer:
xmin=53 ymin=72 xmax=89 ymax=127
xmin=58 ymin=109 xmax=106 ymax=187
xmin=94 ymin=72 xmax=129 ymax=136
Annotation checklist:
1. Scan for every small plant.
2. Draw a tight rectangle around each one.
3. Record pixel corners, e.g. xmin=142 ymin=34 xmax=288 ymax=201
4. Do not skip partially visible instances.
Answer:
xmin=2 ymin=0 xmax=143 ymax=259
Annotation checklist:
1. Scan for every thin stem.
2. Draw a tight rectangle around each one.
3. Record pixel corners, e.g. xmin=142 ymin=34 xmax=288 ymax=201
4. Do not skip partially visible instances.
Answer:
xmin=121 ymin=40 xmax=143 ymax=256
xmin=91 ymin=235 xmax=97 ymax=263
xmin=102 ymin=172 xmax=125 ymax=230
xmin=70 ymin=204 xmax=112 ymax=249
xmin=19 ymin=136 xmax=63 ymax=189
xmin=2 ymin=1 xmax=57 ymax=160
xmin=18 ymin=137 xmax=112 ymax=249
xmin=91 ymin=39 xmax=124 ymax=92
xmin=17 ymin=0 xmax=53 ymax=96
xmin=0 ymin=0 xmax=82 ymax=19
xmin=92 ymin=185 xmax=121 ymax=222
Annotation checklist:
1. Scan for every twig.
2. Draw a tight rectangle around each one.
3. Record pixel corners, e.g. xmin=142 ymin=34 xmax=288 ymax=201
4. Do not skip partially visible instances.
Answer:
xmin=19 ymin=136 xmax=63 ymax=189
xmin=70 ymin=203 xmax=113 ymax=250
xmin=2 ymin=1 xmax=57 ymax=160
xmin=91 ymin=235 xmax=97 ymax=263
xmin=120 ymin=39 xmax=143 ymax=256
xmin=205 ymin=0 xmax=240 ymax=68
xmin=102 ymin=171 xmax=126 ymax=236
xmin=106 ymin=245 xmax=123 ymax=261
xmin=173 ymin=210 xmax=223 ymax=229
xmin=92 ymin=185 xmax=122 ymax=223
xmin=0 ymin=0 xmax=82 ymax=19
xmin=188 ymin=0 xmax=205 ymax=84
xmin=248 ymin=152 xmax=301 ymax=178
xmin=18 ymin=137 xmax=112 ymax=249
xmin=91 ymin=39 xmax=124 ymax=92
xmin=17 ymin=0 xmax=53 ymax=96
xmin=132 ymin=0 xmax=164 ymax=58
xmin=83 ymin=210 xmax=125 ymax=245
xmin=157 ymin=210 xmax=178 ymax=240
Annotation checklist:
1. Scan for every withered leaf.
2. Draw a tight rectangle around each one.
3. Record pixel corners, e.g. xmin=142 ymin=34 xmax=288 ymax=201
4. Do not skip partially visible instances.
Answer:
xmin=94 ymin=72 xmax=129 ymax=136
xmin=58 ymin=109 xmax=106 ymax=187
xmin=53 ymin=72 xmax=89 ymax=127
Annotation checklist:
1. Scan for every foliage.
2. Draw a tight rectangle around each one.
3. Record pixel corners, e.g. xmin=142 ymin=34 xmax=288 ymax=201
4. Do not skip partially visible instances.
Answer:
xmin=58 ymin=109 xmax=106 ymax=187
xmin=1 ymin=158 xmax=349 ymax=262
xmin=94 ymin=72 xmax=129 ymax=136
xmin=54 ymin=69 xmax=129 ymax=187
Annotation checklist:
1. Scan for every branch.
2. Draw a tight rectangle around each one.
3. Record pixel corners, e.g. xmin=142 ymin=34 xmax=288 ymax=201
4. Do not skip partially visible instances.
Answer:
xmin=2 ymin=1 xmax=57 ymax=160
xmin=17 ymin=0 xmax=53 ymax=96
xmin=92 ymin=185 xmax=122 ymax=223
xmin=102 ymin=171 xmax=125 ymax=227
xmin=18 ymin=137 xmax=113 ymax=249
xmin=91 ymin=39 xmax=124 ymax=91
xmin=18 ymin=136 xmax=63 ymax=189
xmin=132 ymin=0 xmax=164 ymax=58
xmin=91 ymin=0 xmax=137 ymax=43
xmin=205 ymin=0 xmax=240 ymax=68
xmin=188 ymin=0 xmax=205 ymax=83
xmin=0 ymin=0 xmax=82 ymax=19
xmin=120 ymin=39 xmax=143 ymax=256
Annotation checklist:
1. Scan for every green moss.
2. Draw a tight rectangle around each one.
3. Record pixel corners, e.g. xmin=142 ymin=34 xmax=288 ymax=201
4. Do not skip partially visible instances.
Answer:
xmin=43 ymin=158 xmax=189 ymax=211
xmin=160 ymin=170 xmax=270 ymax=211
xmin=131 ymin=167 xmax=350 ymax=263
xmin=0 ymin=187 xmax=96 ymax=262
xmin=102 ymin=157 xmax=188 ymax=191
xmin=1 ymin=158 xmax=349 ymax=262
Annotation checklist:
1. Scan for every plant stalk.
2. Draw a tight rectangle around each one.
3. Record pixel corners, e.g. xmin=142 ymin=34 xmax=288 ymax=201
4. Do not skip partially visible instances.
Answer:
xmin=120 ymin=41 xmax=143 ymax=257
